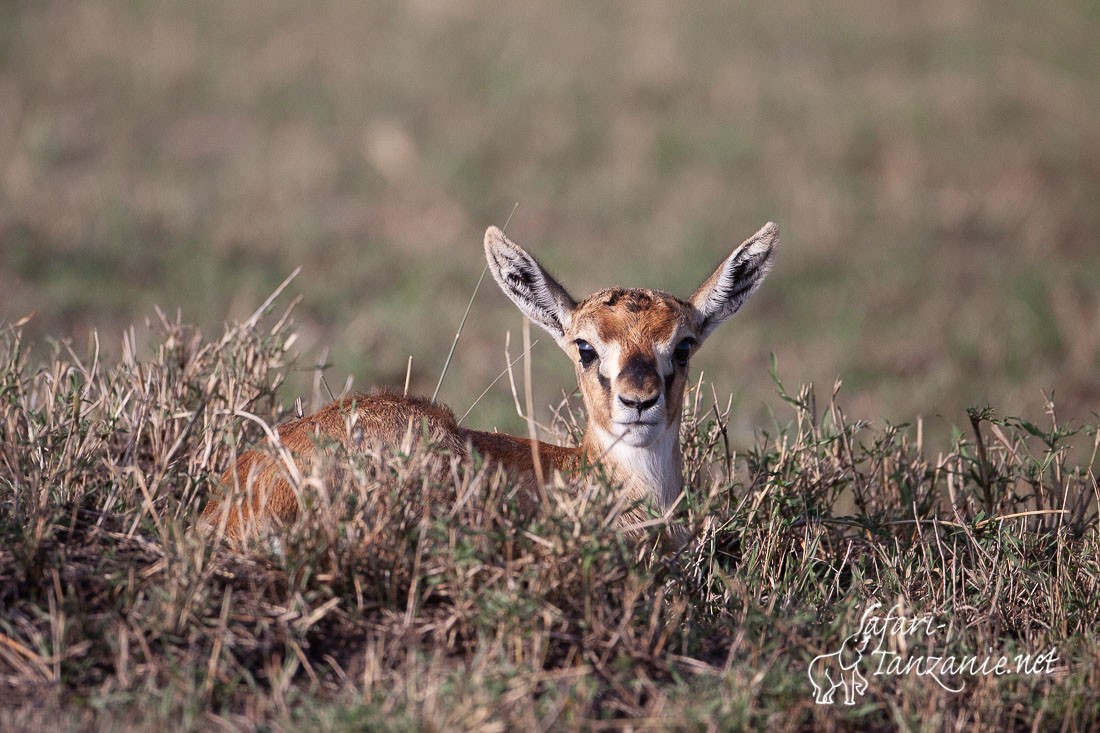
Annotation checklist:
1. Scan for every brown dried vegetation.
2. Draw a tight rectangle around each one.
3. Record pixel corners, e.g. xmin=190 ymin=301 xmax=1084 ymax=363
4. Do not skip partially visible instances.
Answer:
xmin=0 ymin=291 xmax=1097 ymax=731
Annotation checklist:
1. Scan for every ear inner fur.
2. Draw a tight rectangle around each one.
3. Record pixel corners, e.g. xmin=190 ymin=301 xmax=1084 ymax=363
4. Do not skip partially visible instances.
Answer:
xmin=484 ymin=226 xmax=576 ymax=340
xmin=690 ymin=221 xmax=778 ymax=340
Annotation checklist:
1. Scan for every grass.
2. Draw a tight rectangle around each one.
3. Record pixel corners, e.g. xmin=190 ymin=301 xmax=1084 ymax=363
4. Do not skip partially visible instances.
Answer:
xmin=1 ymin=1 xmax=1098 ymax=728
xmin=0 ymin=291 xmax=1096 ymax=731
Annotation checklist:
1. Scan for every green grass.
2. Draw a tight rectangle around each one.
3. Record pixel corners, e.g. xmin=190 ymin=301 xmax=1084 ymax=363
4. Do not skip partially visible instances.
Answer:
xmin=0 ymin=297 xmax=1096 ymax=731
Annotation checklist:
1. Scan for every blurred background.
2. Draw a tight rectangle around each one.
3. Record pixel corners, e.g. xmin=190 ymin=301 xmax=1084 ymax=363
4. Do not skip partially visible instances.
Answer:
xmin=1 ymin=1 xmax=1097 ymax=447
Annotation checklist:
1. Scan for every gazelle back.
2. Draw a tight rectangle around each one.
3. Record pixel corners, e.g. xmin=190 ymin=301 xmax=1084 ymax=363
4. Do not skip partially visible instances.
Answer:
xmin=200 ymin=222 xmax=779 ymax=543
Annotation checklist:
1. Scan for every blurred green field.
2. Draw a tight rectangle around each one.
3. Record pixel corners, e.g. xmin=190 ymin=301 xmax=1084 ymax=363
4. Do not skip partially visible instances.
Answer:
xmin=2 ymin=0 xmax=1098 ymax=444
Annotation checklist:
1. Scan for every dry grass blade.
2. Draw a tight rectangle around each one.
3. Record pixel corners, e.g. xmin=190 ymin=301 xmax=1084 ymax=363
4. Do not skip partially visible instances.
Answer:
xmin=431 ymin=264 xmax=489 ymax=404
xmin=0 ymin=633 xmax=53 ymax=683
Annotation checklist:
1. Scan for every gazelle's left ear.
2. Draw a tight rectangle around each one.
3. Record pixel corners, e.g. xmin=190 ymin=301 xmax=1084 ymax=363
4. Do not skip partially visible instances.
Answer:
xmin=689 ymin=222 xmax=779 ymax=341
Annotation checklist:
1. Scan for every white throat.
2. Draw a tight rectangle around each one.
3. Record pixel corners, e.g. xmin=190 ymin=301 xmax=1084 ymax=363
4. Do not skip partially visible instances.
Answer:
xmin=587 ymin=419 xmax=683 ymax=511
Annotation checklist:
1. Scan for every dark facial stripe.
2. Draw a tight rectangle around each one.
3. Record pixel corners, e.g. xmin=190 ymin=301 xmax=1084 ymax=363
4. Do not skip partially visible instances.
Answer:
xmin=619 ymin=353 xmax=660 ymax=394
xmin=597 ymin=369 xmax=611 ymax=392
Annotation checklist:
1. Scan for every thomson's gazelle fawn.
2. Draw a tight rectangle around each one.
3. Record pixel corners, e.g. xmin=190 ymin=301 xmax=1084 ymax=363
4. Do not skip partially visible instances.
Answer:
xmin=200 ymin=222 xmax=779 ymax=543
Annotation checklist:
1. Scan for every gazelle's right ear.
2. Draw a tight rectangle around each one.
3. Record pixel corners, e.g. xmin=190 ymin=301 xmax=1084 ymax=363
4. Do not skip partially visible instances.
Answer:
xmin=484 ymin=226 xmax=576 ymax=340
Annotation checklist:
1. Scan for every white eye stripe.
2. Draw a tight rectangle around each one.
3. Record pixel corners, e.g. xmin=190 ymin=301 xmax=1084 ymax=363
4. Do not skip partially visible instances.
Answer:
xmin=603 ymin=340 xmax=623 ymax=382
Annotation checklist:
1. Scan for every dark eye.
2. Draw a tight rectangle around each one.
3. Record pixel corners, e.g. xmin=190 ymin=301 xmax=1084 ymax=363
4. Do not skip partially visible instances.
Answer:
xmin=575 ymin=340 xmax=598 ymax=367
xmin=673 ymin=338 xmax=695 ymax=366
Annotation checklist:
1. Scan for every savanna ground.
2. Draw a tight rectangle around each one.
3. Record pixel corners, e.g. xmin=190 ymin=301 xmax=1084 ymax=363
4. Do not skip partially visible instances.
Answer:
xmin=1 ymin=1 xmax=1098 ymax=730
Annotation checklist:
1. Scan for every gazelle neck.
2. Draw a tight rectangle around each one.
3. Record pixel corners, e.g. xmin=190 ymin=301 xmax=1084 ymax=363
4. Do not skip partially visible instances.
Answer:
xmin=582 ymin=418 xmax=684 ymax=512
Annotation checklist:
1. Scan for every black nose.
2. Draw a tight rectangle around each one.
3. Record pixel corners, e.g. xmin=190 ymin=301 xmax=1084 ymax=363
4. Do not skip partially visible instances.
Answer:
xmin=619 ymin=394 xmax=659 ymax=413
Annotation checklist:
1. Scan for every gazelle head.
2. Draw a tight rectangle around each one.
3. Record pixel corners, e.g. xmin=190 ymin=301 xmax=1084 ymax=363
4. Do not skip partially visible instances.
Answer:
xmin=485 ymin=222 xmax=778 ymax=506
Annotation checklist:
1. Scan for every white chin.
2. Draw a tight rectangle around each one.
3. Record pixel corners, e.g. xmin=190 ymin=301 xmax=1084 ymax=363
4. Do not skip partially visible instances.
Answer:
xmin=614 ymin=423 xmax=662 ymax=447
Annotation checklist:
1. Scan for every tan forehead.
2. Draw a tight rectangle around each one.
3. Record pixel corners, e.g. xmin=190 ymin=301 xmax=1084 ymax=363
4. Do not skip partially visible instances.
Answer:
xmin=571 ymin=288 xmax=692 ymax=343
